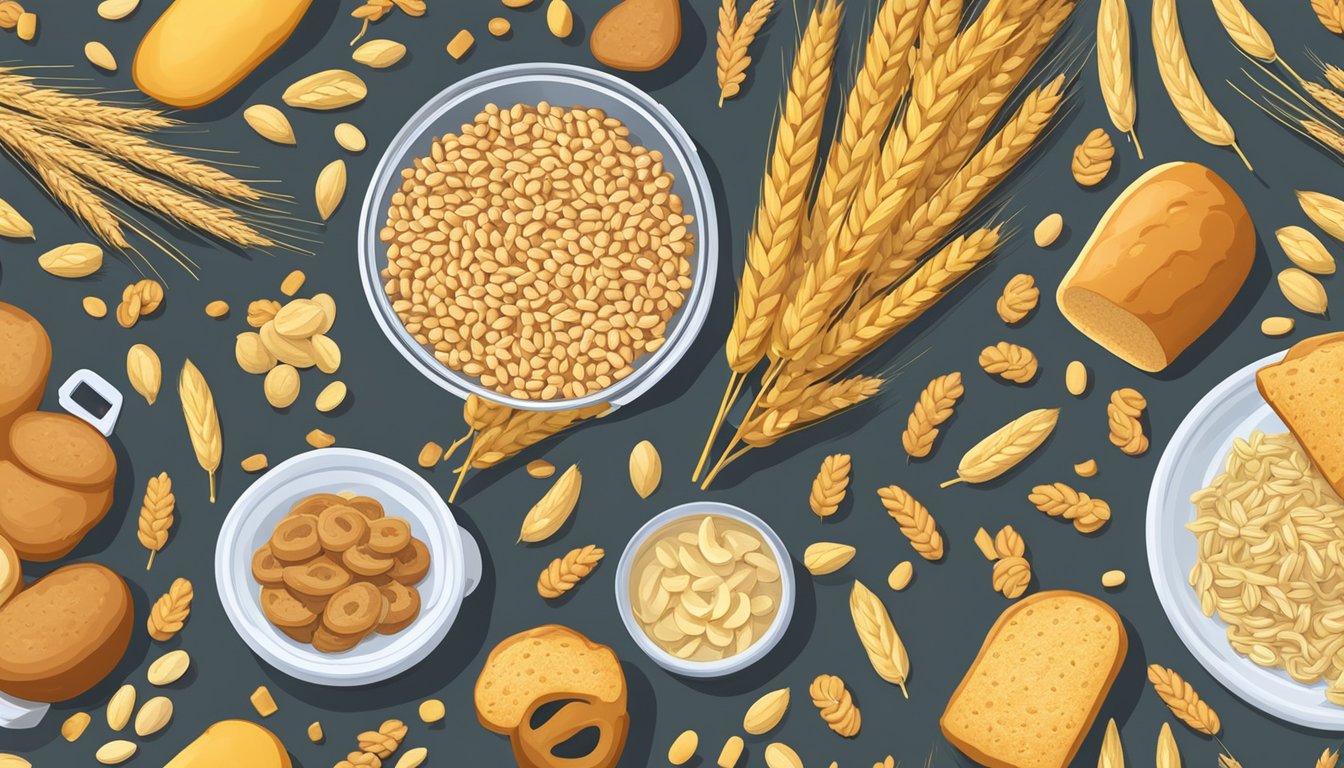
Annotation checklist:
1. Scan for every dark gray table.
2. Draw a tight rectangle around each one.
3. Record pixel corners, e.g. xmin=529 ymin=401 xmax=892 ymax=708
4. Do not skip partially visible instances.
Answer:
xmin=1 ymin=0 xmax=1341 ymax=765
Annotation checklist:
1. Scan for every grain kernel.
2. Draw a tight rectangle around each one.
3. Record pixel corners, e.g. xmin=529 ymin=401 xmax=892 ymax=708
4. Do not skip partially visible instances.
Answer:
xmin=95 ymin=740 xmax=136 ymax=765
xmin=1261 ymin=316 xmax=1294 ymax=337
xmin=306 ymin=429 xmax=335 ymax=448
xmin=1074 ymin=458 xmax=1098 ymax=478
xmin=973 ymin=527 xmax=998 ymax=561
xmin=85 ymin=41 xmax=117 ymax=71
xmin=83 ymin=296 xmax=107 ymax=318
xmin=146 ymin=650 xmax=190 ymax=685
xmin=488 ymin=17 xmax=511 ymax=36
xmin=249 ymin=686 xmax=277 ymax=717
xmin=887 ymin=560 xmax=913 ymax=591
xmin=526 ymin=459 xmax=556 ymax=478
xmin=667 ymin=729 xmax=698 ymax=765
xmin=97 ymin=0 xmax=140 ymax=21
xmin=1101 ymin=569 xmax=1126 ymax=588
xmin=502 ymin=0 xmax=534 ymax=6
xmin=419 ymin=698 xmax=445 ymax=723
xmin=106 ymin=684 xmax=135 ymax=730
xmin=264 ymin=364 xmax=300 ymax=408
xmin=204 ymin=300 xmax=230 ymax=318
xmin=241 ymin=453 xmax=269 ymax=472
xmin=279 ymin=269 xmax=306 ymax=296
xmin=61 ymin=711 xmax=91 ymax=742
xmin=396 ymin=748 xmax=429 ymax=768
xmin=1065 ymin=360 xmax=1087 ymax=396
xmin=1034 ymin=212 xmax=1063 ymax=247
xmin=307 ymin=721 xmax=324 ymax=743
xmin=547 ymin=0 xmax=573 ymax=37
xmin=314 ymin=380 xmax=347 ymax=412
xmin=717 ymin=735 xmax=744 ymax=768
xmin=418 ymin=441 xmax=443 ymax=468
xmin=334 ymin=122 xmax=366 ymax=152
xmin=447 ymin=29 xmax=475 ymax=60
xmin=15 ymin=12 xmax=35 ymax=41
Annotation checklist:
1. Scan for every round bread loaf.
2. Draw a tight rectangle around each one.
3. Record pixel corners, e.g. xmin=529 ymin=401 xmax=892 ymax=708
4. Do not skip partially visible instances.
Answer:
xmin=0 ymin=563 xmax=132 ymax=702
xmin=0 ymin=302 xmax=51 ymax=445
xmin=1056 ymin=162 xmax=1255 ymax=372
xmin=9 ymin=412 xmax=117 ymax=490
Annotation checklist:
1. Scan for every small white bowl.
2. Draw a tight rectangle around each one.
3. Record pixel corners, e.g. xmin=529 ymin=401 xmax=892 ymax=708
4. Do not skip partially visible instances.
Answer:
xmin=614 ymin=502 xmax=795 ymax=678
xmin=215 ymin=448 xmax=481 ymax=687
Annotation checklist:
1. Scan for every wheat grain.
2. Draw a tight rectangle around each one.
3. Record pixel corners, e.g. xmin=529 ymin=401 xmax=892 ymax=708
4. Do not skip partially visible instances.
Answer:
xmin=1298 ymin=190 xmax=1344 ymax=241
xmin=848 ymin=580 xmax=910 ymax=696
xmin=147 ymin=578 xmax=193 ymax=641
xmin=136 ymin=472 xmax=175 ymax=570
xmin=1098 ymin=718 xmax=1124 ymax=768
xmin=901 ymin=371 xmax=963 ymax=458
xmin=1276 ymin=225 xmax=1337 ymax=274
xmin=178 ymin=359 xmax=222 ymax=503
xmin=876 ymin=484 xmax=944 ymax=560
xmin=0 ymin=70 xmax=175 ymax=130
xmin=517 ymin=464 xmax=582 ymax=543
xmin=725 ymin=0 xmax=843 ymax=373
xmin=1155 ymin=722 xmax=1181 ymax=768
xmin=0 ymin=125 xmax=129 ymax=249
xmin=1147 ymin=665 xmax=1222 ymax=736
xmin=1152 ymin=0 xmax=1250 ymax=169
xmin=1098 ymin=0 xmax=1142 ymax=156
xmin=809 ymin=674 xmax=861 ymax=737
xmin=943 ymin=407 xmax=1059 ymax=486
xmin=978 ymin=341 xmax=1038 ymax=384
xmin=0 ymin=197 xmax=32 ymax=239
xmin=809 ymin=453 xmax=851 ymax=519
xmin=716 ymin=0 xmax=777 ymax=106
xmin=1315 ymin=0 xmax=1344 ymax=34
xmin=537 ymin=544 xmax=604 ymax=598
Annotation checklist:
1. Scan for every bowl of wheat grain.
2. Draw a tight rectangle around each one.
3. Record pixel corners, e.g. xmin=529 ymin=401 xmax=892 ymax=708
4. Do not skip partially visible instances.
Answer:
xmin=358 ymin=64 xmax=717 ymax=411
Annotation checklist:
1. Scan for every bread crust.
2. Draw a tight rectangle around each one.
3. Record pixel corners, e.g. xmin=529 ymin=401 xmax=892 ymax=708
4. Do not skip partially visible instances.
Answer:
xmin=940 ymin=590 xmax=1128 ymax=768
xmin=0 ymin=302 xmax=51 ymax=448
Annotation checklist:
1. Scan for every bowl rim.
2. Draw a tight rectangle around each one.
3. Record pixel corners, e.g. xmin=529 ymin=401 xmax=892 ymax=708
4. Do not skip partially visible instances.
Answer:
xmin=613 ymin=501 xmax=795 ymax=678
xmin=214 ymin=448 xmax=470 ymax=686
xmin=356 ymin=62 xmax=718 ymax=413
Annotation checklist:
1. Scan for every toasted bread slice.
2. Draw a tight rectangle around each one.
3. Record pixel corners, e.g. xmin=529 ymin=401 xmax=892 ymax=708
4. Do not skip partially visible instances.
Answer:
xmin=475 ymin=624 xmax=626 ymax=733
xmin=1257 ymin=332 xmax=1344 ymax=498
xmin=941 ymin=591 xmax=1127 ymax=768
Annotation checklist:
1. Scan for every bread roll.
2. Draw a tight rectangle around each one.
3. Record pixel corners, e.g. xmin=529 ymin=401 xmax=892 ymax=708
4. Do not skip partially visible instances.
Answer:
xmin=164 ymin=720 xmax=292 ymax=768
xmin=590 ymin=0 xmax=683 ymax=72
xmin=0 ymin=461 xmax=114 ymax=562
xmin=0 ymin=563 xmax=132 ymax=702
xmin=1256 ymin=332 xmax=1344 ymax=498
xmin=0 ymin=302 xmax=50 ymax=448
xmin=1057 ymin=162 xmax=1254 ymax=372
xmin=9 ymin=412 xmax=117 ymax=490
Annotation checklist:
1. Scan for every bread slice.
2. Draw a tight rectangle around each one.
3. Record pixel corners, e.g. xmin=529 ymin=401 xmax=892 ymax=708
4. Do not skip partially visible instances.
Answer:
xmin=941 ymin=591 xmax=1127 ymax=768
xmin=475 ymin=625 xmax=626 ymax=733
xmin=0 ymin=302 xmax=50 ymax=442
xmin=1256 ymin=332 xmax=1344 ymax=498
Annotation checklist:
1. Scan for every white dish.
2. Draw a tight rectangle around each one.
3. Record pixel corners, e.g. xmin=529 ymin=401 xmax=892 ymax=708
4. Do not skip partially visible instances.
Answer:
xmin=357 ymin=63 xmax=718 ymax=413
xmin=614 ymin=502 xmax=795 ymax=678
xmin=215 ymin=448 xmax=481 ymax=687
xmin=1148 ymin=349 xmax=1344 ymax=731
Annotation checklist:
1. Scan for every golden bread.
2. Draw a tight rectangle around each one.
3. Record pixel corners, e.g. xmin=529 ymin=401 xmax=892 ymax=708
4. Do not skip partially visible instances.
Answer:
xmin=1057 ymin=162 xmax=1254 ymax=372
xmin=0 ymin=534 xmax=19 ymax=607
xmin=0 ymin=460 xmax=115 ymax=562
xmin=1256 ymin=332 xmax=1344 ymax=498
xmin=590 ymin=0 xmax=683 ymax=72
xmin=164 ymin=720 xmax=292 ymax=768
xmin=0 ymin=302 xmax=51 ymax=444
xmin=941 ymin=590 xmax=1127 ymax=768
xmin=9 ymin=411 xmax=117 ymax=489
xmin=0 ymin=563 xmax=132 ymax=702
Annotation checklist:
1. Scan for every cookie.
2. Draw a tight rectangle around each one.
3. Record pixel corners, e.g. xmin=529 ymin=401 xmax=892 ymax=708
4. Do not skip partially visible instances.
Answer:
xmin=377 ymin=581 xmax=420 ymax=635
xmin=282 ymin=556 xmax=351 ymax=598
xmin=321 ymin=582 xmax=385 ymax=637
xmin=251 ymin=544 xmax=285 ymax=586
xmin=367 ymin=517 xmax=411 ymax=555
xmin=589 ymin=0 xmax=682 ymax=72
xmin=260 ymin=586 xmax=318 ymax=628
xmin=288 ymin=493 xmax=347 ymax=518
xmin=317 ymin=505 xmax=368 ymax=552
xmin=345 ymin=495 xmax=385 ymax=520
xmin=342 ymin=544 xmax=394 ymax=577
xmin=270 ymin=515 xmax=321 ymax=562
xmin=388 ymin=538 xmax=430 ymax=585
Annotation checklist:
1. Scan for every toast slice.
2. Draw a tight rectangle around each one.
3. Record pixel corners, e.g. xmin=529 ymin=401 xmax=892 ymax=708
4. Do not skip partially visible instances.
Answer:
xmin=1256 ymin=332 xmax=1344 ymax=498
xmin=474 ymin=624 xmax=626 ymax=733
xmin=941 ymin=591 xmax=1127 ymax=768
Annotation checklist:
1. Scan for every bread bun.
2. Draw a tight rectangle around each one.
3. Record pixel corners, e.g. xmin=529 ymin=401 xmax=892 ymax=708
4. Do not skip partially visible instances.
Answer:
xmin=9 ymin=412 xmax=117 ymax=490
xmin=0 ymin=302 xmax=51 ymax=447
xmin=590 ymin=0 xmax=682 ymax=72
xmin=1056 ymin=162 xmax=1254 ymax=372
xmin=0 ymin=563 xmax=132 ymax=702
xmin=164 ymin=720 xmax=292 ymax=768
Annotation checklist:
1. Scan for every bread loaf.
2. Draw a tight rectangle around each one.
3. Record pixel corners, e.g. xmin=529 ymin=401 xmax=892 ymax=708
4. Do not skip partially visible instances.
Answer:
xmin=1057 ymin=162 xmax=1254 ymax=372
xmin=0 ymin=302 xmax=50 ymax=450
xmin=941 ymin=590 xmax=1127 ymax=768
xmin=1256 ymin=332 xmax=1344 ymax=498
xmin=0 ymin=563 xmax=132 ymax=702
xmin=164 ymin=720 xmax=292 ymax=768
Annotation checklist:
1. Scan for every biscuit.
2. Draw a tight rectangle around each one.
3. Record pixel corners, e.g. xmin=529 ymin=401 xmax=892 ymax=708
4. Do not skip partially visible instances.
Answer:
xmin=342 ymin=543 xmax=394 ymax=577
xmin=589 ymin=0 xmax=682 ymax=72
xmin=317 ymin=505 xmax=368 ymax=552
xmin=388 ymin=538 xmax=430 ymax=585
xmin=0 ymin=302 xmax=51 ymax=443
xmin=251 ymin=545 xmax=285 ymax=586
xmin=270 ymin=516 xmax=321 ymax=562
xmin=282 ymin=556 xmax=351 ymax=598
xmin=367 ymin=517 xmax=411 ymax=555
xmin=377 ymin=581 xmax=420 ymax=635
xmin=321 ymin=582 xmax=384 ymax=636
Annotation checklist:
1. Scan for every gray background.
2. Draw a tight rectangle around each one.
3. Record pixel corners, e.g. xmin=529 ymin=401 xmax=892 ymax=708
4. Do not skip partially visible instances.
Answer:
xmin=1 ymin=0 xmax=1342 ymax=765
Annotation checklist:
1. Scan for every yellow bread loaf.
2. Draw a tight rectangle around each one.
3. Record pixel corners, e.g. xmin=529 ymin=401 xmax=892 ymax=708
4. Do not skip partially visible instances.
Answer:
xmin=1256 ymin=332 xmax=1344 ymax=498
xmin=165 ymin=720 xmax=291 ymax=768
xmin=1057 ymin=162 xmax=1254 ymax=372
xmin=941 ymin=590 xmax=1127 ymax=768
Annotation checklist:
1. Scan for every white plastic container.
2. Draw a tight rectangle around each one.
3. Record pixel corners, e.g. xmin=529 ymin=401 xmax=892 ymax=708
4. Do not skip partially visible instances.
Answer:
xmin=614 ymin=502 xmax=795 ymax=678
xmin=357 ymin=63 xmax=718 ymax=412
xmin=215 ymin=448 xmax=481 ymax=687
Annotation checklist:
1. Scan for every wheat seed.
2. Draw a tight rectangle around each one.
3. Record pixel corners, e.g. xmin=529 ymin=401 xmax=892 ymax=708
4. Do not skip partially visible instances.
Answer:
xmin=1298 ymin=189 xmax=1344 ymax=241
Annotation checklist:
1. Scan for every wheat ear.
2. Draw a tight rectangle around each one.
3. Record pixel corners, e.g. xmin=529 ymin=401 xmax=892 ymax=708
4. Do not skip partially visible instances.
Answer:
xmin=1212 ymin=0 xmax=1304 ymax=82
xmin=912 ymin=0 xmax=962 ymax=85
xmin=147 ymin=577 xmax=194 ymax=641
xmin=1305 ymin=118 xmax=1344 ymax=154
xmin=1325 ymin=62 xmax=1344 ymax=92
xmin=0 ymin=71 xmax=176 ymax=131
xmin=738 ymin=376 xmax=882 ymax=448
xmin=849 ymin=580 xmax=911 ymax=696
xmin=2 ymin=134 xmax=129 ymax=248
xmin=1098 ymin=0 xmax=1142 ymax=156
xmin=178 ymin=359 xmax=222 ymax=503
xmin=1147 ymin=665 xmax=1222 ymax=736
xmin=137 ymin=472 xmax=176 ymax=571
xmin=902 ymin=371 xmax=964 ymax=458
xmin=717 ymin=0 xmax=777 ymax=106
xmin=809 ymin=453 xmax=852 ymax=518
xmin=1315 ymin=0 xmax=1344 ymax=35
xmin=1152 ymin=0 xmax=1250 ymax=169
xmin=877 ymin=484 xmax=944 ymax=560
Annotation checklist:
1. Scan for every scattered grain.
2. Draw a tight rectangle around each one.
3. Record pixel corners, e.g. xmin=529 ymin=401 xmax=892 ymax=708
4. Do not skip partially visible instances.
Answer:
xmin=1065 ymin=360 xmax=1088 ymax=395
xmin=204 ymin=300 xmax=229 ymax=318
xmin=61 ymin=712 xmax=90 ymax=742
xmin=249 ymin=686 xmax=277 ymax=717
xmin=84 ymin=41 xmax=117 ymax=71
xmin=280 ymin=270 xmax=306 ymax=296
xmin=526 ymin=459 xmax=556 ymax=478
xmin=307 ymin=721 xmax=323 ymax=743
xmin=1101 ymin=569 xmax=1126 ymax=588
xmin=547 ymin=0 xmax=573 ymax=37
xmin=1074 ymin=458 xmax=1098 ymax=477
xmin=95 ymin=741 xmax=136 ymax=765
xmin=887 ymin=560 xmax=913 ymax=591
xmin=489 ymin=17 xmax=511 ymax=37
xmin=306 ymin=429 xmax=335 ymax=448
xmin=1261 ymin=316 xmax=1295 ymax=336
xmin=241 ymin=453 xmax=269 ymax=472
xmin=418 ymin=698 xmax=445 ymax=723
xmin=334 ymin=123 xmax=366 ymax=152
xmin=83 ymin=296 xmax=107 ymax=318
xmin=668 ymin=729 xmax=698 ymax=765
xmin=418 ymin=441 xmax=443 ymax=468
xmin=447 ymin=29 xmax=475 ymax=60
xmin=97 ymin=0 xmax=139 ymax=20
xmin=717 ymin=736 xmax=744 ymax=768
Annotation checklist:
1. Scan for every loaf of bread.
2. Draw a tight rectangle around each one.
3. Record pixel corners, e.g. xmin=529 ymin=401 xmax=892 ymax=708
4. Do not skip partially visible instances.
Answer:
xmin=164 ymin=720 xmax=292 ymax=768
xmin=0 ymin=302 xmax=50 ymax=451
xmin=941 ymin=591 xmax=1127 ymax=768
xmin=590 ymin=0 xmax=683 ymax=72
xmin=0 ymin=563 xmax=132 ymax=702
xmin=0 ymin=534 xmax=19 ymax=608
xmin=1257 ymin=332 xmax=1344 ymax=498
xmin=1057 ymin=162 xmax=1254 ymax=372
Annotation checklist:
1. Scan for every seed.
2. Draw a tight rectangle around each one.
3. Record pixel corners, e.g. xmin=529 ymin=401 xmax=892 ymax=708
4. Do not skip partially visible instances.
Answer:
xmin=243 ymin=104 xmax=295 ymax=145
xmin=83 ymin=296 xmax=107 ymax=318
xmin=315 ymin=381 xmax=347 ymax=413
xmin=419 ymin=698 xmax=445 ymax=723
xmin=717 ymin=736 xmax=744 ymax=768
xmin=1065 ymin=360 xmax=1087 ymax=396
xmin=146 ymin=649 xmax=189 ymax=685
xmin=418 ymin=441 xmax=443 ymax=468
xmin=1034 ymin=212 xmax=1063 ymax=247
xmin=628 ymin=439 xmax=661 ymax=498
xmin=39 ymin=242 xmax=103 ymax=277
xmin=307 ymin=721 xmax=324 ymax=743
xmin=0 ymin=756 xmax=29 ymax=768
xmin=106 ymin=684 xmax=135 ymax=730
xmin=97 ymin=0 xmax=139 ymax=20
xmin=335 ymin=122 xmax=366 ymax=152
xmin=547 ymin=0 xmax=573 ymax=37
xmin=133 ymin=695 xmax=172 ymax=736
xmin=351 ymin=38 xmax=406 ymax=69
xmin=667 ymin=730 xmax=698 ymax=765
xmin=1261 ymin=316 xmax=1295 ymax=337
xmin=502 ymin=0 xmax=534 ymax=6
xmin=315 ymin=159 xmax=346 ymax=221
xmin=250 ymin=686 xmax=277 ymax=717
xmin=887 ymin=560 xmax=913 ymax=591
xmin=526 ymin=459 xmax=556 ymax=478
xmin=306 ymin=429 xmax=335 ymax=448
xmin=126 ymin=343 xmax=162 ymax=405
xmin=16 ymin=12 xmax=35 ymax=41
xmin=61 ymin=712 xmax=91 ymax=742
xmin=264 ymin=364 xmax=300 ymax=408
xmin=248 ymin=299 xmax=281 ymax=327
xmin=280 ymin=269 xmax=306 ymax=296
xmin=241 ymin=453 xmax=269 ymax=472
xmin=1101 ymin=569 xmax=1126 ymax=588
xmin=804 ymin=542 xmax=855 ymax=575
xmin=1278 ymin=268 xmax=1328 ymax=314
xmin=447 ymin=29 xmax=475 ymax=60
xmin=204 ymin=300 xmax=229 ymax=318
xmin=763 ymin=743 xmax=804 ymax=768
xmin=743 ymin=688 xmax=789 ymax=735
xmin=395 ymin=748 xmax=428 ymax=768
xmin=311 ymin=334 xmax=342 ymax=373
xmin=311 ymin=293 xmax=336 ymax=331
xmin=273 ymin=299 xmax=325 ymax=337
xmin=236 ymin=332 xmax=277 ymax=374
xmin=283 ymin=69 xmax=366 ymax=110
xmin=488 ymin=17 xmax=511 ymax=37
xmin=84 ymin=41 xmax=117 ymax=71
xmin=1074 ymin=459 xmax=1098 ymax=478
xmin=95 ymin=741 xmax=136 ymax=765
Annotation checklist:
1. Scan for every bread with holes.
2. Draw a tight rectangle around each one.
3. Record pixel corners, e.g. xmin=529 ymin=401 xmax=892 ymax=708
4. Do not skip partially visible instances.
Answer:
xmin=1257 ymin=332 xmax=1344 ymax=498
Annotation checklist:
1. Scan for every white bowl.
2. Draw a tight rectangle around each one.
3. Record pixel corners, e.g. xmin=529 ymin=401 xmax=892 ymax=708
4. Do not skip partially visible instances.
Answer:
xmin=215 ymin=448 xmax=481 ymax=687
xmin=1148 ymin=350 xmax=1344 ymax=731
xmin=614 ymin=502 xmax=795 ymax=678
xmin=357 ymin=63 xmax=718 ymax=413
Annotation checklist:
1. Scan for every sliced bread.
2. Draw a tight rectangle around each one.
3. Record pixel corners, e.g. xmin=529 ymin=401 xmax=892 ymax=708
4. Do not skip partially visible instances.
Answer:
xmin=1256 ymin=332 xmax=1344 ymax=498
xmin=475 ymin=624 xmax=626 ymax=732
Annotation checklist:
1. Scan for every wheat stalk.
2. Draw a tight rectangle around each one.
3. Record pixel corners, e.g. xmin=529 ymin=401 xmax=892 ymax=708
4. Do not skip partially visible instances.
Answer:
xmin=809 ymin=453 xmax=851 ymax=518
xmin=901 ymin=371 xmax=963 ymax=458
xmin=1155 ymin=722 xmax=1181 ymax=768
xmin=136 ymin=472 xmax=175 ymax=571
xmin=1305 ymin=82 xmax=1344 ymax=119
xmin=717 ymin=0 xmax=777 ymax=106
xmin=943 ymin=407 xmax=1059 ymax=486
xmin=848 ymin=580 xmax=910 ymax=696
xmin=1304 ymin=119 xmax=1344 ymax=154
xmin=737 ymin=375 xmax=882 ymax=449
xmin=0 ymin=70 xmax=176 ymax=130
xmin=537 ymin=545 xmax=604 ymax=598
xmin=9 ymin=139 xmax=130 ymax=249
xmin=1213 ymin=0 xmax=1306 ymax=82
xmin=1314 ymin=0 xmax=1344 ymax=34
xmin=1097 ymin=0 xmax=1142 ymax=156
xmin=178 ymin=359 xmax=222 ymax=503
xmin=451 ymin=402 xmax=608 ymax=501
xmin=1298 ymin=190 xmax=1344 ymax=241
xmin=877 ymin=484 xmax=944 ymax=560
xmin=1152 ymin=0 xmax=1250 ymax=169
xmin=147 ymin=577 xmax=194 ymax=641
xmin=1147 ymin=664 xmax=1222 ymax=736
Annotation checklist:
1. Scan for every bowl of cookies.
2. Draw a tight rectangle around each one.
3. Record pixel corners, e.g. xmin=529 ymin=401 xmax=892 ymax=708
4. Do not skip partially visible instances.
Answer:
xmin=215 ymin=448 xmax=481 ymax=687
xmin=357 ymin=63 xmax=717 ymax=412
xmin=614 ymin=502 xmax=795 ymax=678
